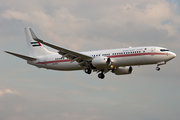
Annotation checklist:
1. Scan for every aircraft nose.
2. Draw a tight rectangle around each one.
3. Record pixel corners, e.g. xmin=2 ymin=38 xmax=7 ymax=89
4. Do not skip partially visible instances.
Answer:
xmin=172 ymin=52 xmax=176 ymax=58
xmin=170 ymin=52 xmax=176 ymax=58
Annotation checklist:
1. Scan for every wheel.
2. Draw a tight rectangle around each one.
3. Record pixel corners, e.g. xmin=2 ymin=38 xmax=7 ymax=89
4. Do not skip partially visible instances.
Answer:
xmin=98 ymin=73 xmax=105 ymax=79
xmin=85 ymin=68 xmax=89 ymax=73
xmin=156 ymin=67 xmax=160 ymax=71
xmin=85 ymin=68 xmax=91 ymax=74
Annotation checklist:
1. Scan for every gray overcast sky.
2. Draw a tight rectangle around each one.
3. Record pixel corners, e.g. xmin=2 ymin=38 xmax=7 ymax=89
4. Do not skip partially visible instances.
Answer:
xmin=0 ymin=0 xmax=180 ymax=120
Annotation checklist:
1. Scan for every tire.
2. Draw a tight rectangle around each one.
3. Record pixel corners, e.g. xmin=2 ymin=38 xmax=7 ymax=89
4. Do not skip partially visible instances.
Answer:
xmin=85 ymin=68 xmax=91 ymax=74
xmin=98 ymin=73 xmax=105 ymax=79
xmin=156 ymin=67 xmax=160 ymax=71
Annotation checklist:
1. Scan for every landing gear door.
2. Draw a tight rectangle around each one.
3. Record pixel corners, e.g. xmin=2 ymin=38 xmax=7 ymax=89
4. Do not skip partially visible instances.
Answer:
xmin=151 ymin=48 xmax=155 ymax=56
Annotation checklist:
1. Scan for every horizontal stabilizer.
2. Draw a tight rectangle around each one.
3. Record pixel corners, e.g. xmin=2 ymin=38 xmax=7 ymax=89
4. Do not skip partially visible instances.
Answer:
xmin=5 ymin=51 xmax=36 ymax=61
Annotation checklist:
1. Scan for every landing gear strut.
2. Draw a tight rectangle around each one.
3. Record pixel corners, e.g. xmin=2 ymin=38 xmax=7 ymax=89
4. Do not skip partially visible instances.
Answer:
xmin=85 ymin=68 xmax=92 ymax=74
xmin=156 ymin=61 xmax=166 ymax=71
xmin=98 ymin=73 xmax=105 ymax=79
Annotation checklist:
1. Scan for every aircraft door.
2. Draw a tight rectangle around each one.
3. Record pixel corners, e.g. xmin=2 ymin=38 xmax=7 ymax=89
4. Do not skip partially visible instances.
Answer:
xmin=151 ymin=48 xmax=155 ymax=56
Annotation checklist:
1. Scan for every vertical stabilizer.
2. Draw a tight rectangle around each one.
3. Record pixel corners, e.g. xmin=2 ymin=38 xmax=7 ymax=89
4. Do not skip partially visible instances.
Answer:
xmin=25 ymin=28 xmax=53 ymax=57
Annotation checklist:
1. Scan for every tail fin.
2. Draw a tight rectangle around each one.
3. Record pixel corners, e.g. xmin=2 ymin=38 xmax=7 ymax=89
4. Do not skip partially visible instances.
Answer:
xmin=25 ymin=28 xmax=53 ymax=57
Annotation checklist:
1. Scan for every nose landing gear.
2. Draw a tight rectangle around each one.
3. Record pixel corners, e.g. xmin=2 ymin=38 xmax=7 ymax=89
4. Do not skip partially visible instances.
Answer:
xmin=156 ymin=67 xmax=160 ymax=71
xmin=156 ymin=61 xmax=166 ymax=71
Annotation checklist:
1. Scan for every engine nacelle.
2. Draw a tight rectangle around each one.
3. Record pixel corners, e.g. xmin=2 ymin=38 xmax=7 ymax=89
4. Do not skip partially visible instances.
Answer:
xmin=112 ymin=66 xmax=133 ymax=75
xmin=92 ymin=56 xmax=111 ymax=68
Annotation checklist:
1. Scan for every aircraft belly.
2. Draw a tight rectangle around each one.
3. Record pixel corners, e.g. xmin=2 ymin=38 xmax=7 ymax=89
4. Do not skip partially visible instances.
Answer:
xmin=34 ymin=62 xmax=83 ymax=71
xmin=55 ymin=62 xmax=82 ymax=71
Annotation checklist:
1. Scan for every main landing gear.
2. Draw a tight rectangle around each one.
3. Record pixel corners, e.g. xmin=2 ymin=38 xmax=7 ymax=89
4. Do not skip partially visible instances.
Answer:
xmin=84 ymin=68 xmax=92 ymax=74
xmin=98 ymin=72 xmax=105 ymax=79
xmin=85 ymin=68 xmax=105 ymax=79
xmin=156 ymin=61 xmax=166 ymax=71
xmin=98 ymin=70 xmax=105 ymax=79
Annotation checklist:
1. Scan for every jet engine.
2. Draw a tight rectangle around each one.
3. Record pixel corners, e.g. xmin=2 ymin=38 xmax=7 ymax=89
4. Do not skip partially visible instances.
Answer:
xmin=92 ymin=56 xmax=111 ymax=68
xmin=112 ymin=66 xmax=133 ymax=75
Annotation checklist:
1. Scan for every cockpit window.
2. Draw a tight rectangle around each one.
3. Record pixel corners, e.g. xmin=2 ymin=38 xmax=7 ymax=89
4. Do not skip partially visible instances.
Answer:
xmin=160 ymin=49 xmax=169 ymax=52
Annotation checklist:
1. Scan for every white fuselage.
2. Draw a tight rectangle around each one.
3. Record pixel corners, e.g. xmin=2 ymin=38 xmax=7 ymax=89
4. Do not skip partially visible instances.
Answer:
xmin=5 ymin=28 xmax=177 ymax=79
xmin=28 ymin=46 xmax=176 ymax=71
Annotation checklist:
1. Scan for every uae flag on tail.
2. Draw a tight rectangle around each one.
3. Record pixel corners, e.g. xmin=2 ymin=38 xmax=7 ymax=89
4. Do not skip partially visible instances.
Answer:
xmin=31 ymin=42 xmax=42 ymax=47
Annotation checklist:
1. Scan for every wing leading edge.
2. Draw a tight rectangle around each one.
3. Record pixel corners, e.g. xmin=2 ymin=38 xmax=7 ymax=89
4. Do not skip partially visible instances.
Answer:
xmin=5 ymin=51 xmax=36 ymax=61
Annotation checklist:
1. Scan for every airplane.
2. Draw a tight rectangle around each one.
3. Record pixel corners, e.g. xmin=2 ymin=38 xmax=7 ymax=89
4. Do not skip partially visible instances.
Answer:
xmin=5 ymin=28 xmax=176 ymax=79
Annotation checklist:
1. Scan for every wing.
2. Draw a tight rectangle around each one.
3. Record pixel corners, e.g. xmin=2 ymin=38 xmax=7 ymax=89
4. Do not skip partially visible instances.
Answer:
xmin=29 ymin=28 xmax=93 ymax=67
xmin=5 ymin=51 xmax=36 ymax=61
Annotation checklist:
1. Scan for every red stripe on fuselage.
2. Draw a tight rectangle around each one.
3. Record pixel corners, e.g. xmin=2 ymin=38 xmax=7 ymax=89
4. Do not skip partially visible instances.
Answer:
xmin=37 ymin=52 xmax=167 ymax=64
xmin=108 ymin=52 xmax=167 ymax=58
